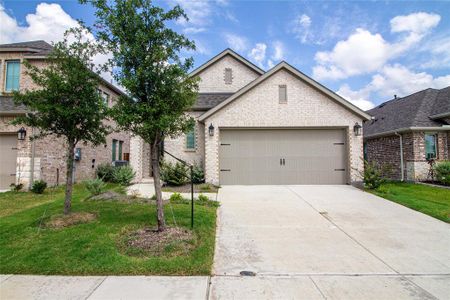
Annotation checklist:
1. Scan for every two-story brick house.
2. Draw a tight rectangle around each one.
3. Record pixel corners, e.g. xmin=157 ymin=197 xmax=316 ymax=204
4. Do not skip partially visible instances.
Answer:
xmin=0 ymin=40 xmax=130 ymax=190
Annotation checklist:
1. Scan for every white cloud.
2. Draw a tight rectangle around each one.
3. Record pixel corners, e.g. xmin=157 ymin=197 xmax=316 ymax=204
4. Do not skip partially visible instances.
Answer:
xmin=248 ymin=43 xmax=267 ymax=67
xmin=312 ymin=12 xmax=441 ymax=81
xmin=183 ymin=27 xmax=206 ymax=34
xmin=291 ymin=14 xmax=312 ymax=43
xmin=337 ymin=64 xmax=450 ymax=110
xmin=271 ymin=41 xmax=284 ymax=61
xmin=417 ymin=33 xmax=450 ymax=69
xmin=169 ymin=0 xmax=212 ymax=26
xmin=224 ymin=33 xmax=248 ymax=52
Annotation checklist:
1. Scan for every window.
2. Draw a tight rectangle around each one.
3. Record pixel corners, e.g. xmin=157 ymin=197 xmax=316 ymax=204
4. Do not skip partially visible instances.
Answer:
xmin=112 ymin=139 xmax=117 ymax=161
xmin=279 ymin=85 xmax=287 ymax=103
xmin=224 ymin=68 xmax=232 ymax=84
xmin=5 ymin=60 xmax=20 ymax=92
xmin=425 ymin=134 xmax=437 ymax=159
xmin=118 ymin=141 xmax=123 ymax=160
xmin=186 ymin=129 xmax=195 ymax=150
xmin=102 ymin=92 xmax=110 ymax=106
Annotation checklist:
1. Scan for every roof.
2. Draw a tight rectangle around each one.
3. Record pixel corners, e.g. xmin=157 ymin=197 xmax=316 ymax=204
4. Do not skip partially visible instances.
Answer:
xmin=198 ymin=61 xmax=371 ymax=121
xmin=0 ymin=96 xmax=28 ymax=115
xmin=0 ymin=40 xmax=125 ymax=96
xmin=190 ymin=48 xmax=265 ymax=77
xmin=193 ymin=93 xmax=233 ymax=111
xmin=364 ymin=87 xmax=450 ymax=138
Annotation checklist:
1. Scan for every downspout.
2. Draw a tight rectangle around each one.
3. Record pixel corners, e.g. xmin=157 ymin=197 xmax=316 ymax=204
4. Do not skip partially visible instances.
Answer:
xmin=394 ymin=132 xmax=404 ymax=181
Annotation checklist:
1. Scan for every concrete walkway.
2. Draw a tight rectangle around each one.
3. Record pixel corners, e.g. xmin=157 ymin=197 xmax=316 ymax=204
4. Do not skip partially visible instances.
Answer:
xmin=1 ymin=185 xmax=449 ymax=299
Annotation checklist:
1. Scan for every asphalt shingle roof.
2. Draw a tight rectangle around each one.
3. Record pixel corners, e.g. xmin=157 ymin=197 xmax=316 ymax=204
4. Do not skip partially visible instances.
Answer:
xmin=193 ymin=93 xmax=234 ymax=110
xmin=0 ymin=96 xmax=27 ymax=113
xmin=364 ymin=87 xmax=450 ymax=137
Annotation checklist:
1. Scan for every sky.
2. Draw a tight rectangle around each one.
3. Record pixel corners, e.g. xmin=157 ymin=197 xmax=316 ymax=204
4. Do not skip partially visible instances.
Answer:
xmin=1 ymin=0 xmax=450 ymax=110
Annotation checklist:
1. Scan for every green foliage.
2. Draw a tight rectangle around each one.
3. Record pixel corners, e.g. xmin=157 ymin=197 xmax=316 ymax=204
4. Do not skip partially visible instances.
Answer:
xmin=9 ymin=183 xmax=23 ymax=192
xmin=112 ymin=166 xmax=135 ymax=186
xmin=169 ymin=192 xmax=186 ymax=203
xmin=161 ymin=161 xmax=188 ymax=186
xmin=362 ymin=160 xmax=386 ymax=190
xmin=31 ymin=180 xmax=47 ymax=194
xmin=192 ymin=164 xmax=205 ymax=184
xmin=196 ymin=194 xmax=220 ymax=207
xmin=434 ymin=161 xmax=450 ymax=185
xmin=84 ymin=178 xmax=106 ymax=196
xmin=96 ymin=163 xmax=115 ymax=182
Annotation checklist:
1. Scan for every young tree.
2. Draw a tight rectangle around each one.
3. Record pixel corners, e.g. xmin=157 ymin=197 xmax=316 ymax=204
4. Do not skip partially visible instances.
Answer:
xmin=12 ymin=27 xmax=110 ymax=215
xmin=81 ymin=0 xmax=199 ymax=231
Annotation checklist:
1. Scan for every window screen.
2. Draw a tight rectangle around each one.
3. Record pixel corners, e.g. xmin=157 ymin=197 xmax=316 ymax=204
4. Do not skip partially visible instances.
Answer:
xmin=425 ymin=134 xmax=437 ymax=159
xmin=5 ymin=60 xmax=20 ymax=92
xmin=224 ymin=68 xmax=232 ymax=84
xmin=186 ymin=129 xmax=195 ymax=150
xmin=279 ymin=85 xmax=287 ymax=103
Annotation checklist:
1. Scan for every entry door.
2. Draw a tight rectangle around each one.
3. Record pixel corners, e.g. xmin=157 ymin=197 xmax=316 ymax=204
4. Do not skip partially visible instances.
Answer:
xmin=0 ymin=134 xmax=18 ymax=189
xmin=219 ymin=129 xmax=347 ymax=185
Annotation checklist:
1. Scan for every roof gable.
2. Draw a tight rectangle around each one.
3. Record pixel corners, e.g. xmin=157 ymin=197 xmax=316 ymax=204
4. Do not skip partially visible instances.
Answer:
xmin=190 ymin=48 xmax=264 ymax=77
xmin=198 ymin=61 xmax=371 ymax=121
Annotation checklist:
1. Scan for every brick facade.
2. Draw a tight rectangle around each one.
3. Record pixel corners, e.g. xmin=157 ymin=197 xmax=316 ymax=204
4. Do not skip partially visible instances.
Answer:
xmin=0 ymin=52 xmax=130 ymax=188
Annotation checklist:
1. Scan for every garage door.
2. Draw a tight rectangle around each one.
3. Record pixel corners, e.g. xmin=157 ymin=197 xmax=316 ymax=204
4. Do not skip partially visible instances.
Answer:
xmin=219 ymin=129 xmax=347 ymax=185
xmin=0 ymin=134 xmax=18 ymax=189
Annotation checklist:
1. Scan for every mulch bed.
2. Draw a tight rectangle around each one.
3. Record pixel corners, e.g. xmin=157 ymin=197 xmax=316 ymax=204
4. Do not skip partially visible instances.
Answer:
xmin=121 ymin=227 xmax=195 ymax=257
xmin=45 ymin=212 xmax=97 ymax=229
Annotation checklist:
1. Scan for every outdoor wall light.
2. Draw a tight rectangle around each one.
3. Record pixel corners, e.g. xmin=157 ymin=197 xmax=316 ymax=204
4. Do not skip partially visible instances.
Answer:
xmin=208 ymin=123 xmax=215 ymax=136
xmin=353 ymin=122 xmax=362 ymax=136
xmin=17 ymin=127 xmax=27 ymax=140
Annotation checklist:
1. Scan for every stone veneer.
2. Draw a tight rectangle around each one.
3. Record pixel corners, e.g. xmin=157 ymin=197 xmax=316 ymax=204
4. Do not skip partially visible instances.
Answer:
xmin=203 ymin=69 xmax=365 ymax=185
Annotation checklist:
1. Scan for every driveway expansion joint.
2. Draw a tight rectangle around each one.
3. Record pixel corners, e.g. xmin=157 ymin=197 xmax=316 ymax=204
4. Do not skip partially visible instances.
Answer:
xmin=85 ymin=276 xmax=108 ymax=300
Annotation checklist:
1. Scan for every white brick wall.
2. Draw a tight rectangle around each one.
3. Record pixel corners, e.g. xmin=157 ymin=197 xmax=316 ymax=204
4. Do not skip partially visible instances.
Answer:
xmin=198 ymin=55 xmax=260 ymax=93
xmin=203 ymin=68 xmax=364 ymax=185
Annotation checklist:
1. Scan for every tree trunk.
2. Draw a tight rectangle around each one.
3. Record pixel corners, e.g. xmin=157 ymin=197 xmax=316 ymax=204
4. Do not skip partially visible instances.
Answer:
xmin=64 ymin=140 xmax=75 ymax=215
xmin=151 ymin=140 xmax=166 ymax=231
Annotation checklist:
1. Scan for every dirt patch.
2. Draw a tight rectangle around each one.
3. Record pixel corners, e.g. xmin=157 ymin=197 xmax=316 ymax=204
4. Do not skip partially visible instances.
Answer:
xmin=46 ymin=212 xmax=97 ymax=229
xmin=87 ymin=191 xmax=153 ymax=203
xmin=120 ymin=227 xmax=195 ymax=257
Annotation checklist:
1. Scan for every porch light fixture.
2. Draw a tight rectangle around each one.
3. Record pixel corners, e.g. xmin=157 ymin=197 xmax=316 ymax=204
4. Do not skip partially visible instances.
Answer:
xmin=17 ymin=127 xmax=27 ymax=140
xmin=353 ymin=122 xmax=362 ymax=136
xmin=208 ymin=123 xmax=214 ymax=136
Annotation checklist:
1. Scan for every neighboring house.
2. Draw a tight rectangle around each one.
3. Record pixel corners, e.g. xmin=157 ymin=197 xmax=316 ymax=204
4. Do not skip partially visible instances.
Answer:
xmin=364 ymin=87 xmax=450 ymax=181
xmin=131 ymin=49 xmax=370 ymax=185
xmin=0 ymin=40 xmax=130 ymax=190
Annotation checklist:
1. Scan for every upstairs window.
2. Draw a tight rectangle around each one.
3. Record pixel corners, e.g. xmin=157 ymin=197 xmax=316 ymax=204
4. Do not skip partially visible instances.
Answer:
xmin=279 ymin=85 xmax=287 ymax=103
xmin=186 ymin=129 xmax=196 ymax=150
xmin=224 ymin=68 xmax=232 ymax=84
xmin=5 ymin=60 xmax=20 ymax=92
xmin=102 ymin=92 xmax=110 ymax=106
xmin=425 ymin=134 xmax=437 ymax=160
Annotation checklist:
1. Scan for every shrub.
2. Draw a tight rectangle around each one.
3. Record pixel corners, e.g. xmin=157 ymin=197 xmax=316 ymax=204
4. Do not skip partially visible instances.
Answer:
xmin=196 ymin=193 xmax=219 ymax=207
xmin=434 ymin=161 xmax=450 ymax=185
xmin=362 ymin=160 xmax=386 ymax=189
xmin=96 ymin=163 xmax=115 ymax=182
xmin=160 ymin=161 xmax=188 ymax=186
xmin=84 ymin=178 xmax=106 ymax=196
xmin=169 ymin=192 xmax=186 ymax=203
xmin=113 ymin=166 xmax=135 ymax=186
xmin=191 ymin=164 xmax=205 ymax=184
xmin=31 ymin=180 xmax=47 ymax=194
xmin=10 ymin=183 xmax=24 ymax=192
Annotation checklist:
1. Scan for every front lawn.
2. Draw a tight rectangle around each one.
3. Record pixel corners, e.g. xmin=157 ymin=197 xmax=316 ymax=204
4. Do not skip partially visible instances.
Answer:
xmin=370 ymin=182 xmax=450 ymax=223
xmin=0 ymin=184 xmax=217 ymax=275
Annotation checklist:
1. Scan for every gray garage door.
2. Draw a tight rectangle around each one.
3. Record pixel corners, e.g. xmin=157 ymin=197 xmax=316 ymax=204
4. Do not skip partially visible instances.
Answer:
xmin=0 ymin=134 xmax=18 ymax=189
xmin=219 ymin=129 xmax=348 ymax=185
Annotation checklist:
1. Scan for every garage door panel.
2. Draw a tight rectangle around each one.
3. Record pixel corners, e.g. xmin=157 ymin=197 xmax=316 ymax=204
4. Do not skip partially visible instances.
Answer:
xmin=219 ymin=129 xmax=347 ymax=185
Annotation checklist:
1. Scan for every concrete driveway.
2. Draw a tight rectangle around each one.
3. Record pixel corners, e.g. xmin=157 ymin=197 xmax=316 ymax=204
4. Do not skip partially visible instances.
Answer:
xmin=211 ymin=185 xmax=450 ymax=299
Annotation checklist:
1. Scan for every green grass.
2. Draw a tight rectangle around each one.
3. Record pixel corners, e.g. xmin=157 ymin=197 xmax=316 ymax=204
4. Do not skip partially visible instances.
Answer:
xmin=0 ymin=184 xmax=217 ymax=275
xmin=370 ymin=182 xmax=450 ymax=223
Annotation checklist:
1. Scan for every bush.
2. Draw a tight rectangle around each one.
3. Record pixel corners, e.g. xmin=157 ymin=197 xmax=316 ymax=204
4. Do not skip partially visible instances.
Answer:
xmin=434 ymin=161 xmax=450 ymax=185
xmin=96 ymin=163 xmax=115 ymax=182
xmin=169 ymin=192 xmax=187 ymax=204
xmin=362 ymin=160 xmax=386 ymax=189
xmin=113 ymin=166 xmax=135 ymax=186
xmin=31 ymin=180 xmax=47 ymax=194
xmin=10 ymin=183 xmax=23 ymax=192
xmin=191 ymin=164 xmax=205 ymax=184
xmin=160 ymin=161 xmax=188 ymax=186
xmin=84 ymin=178 xmax=106 ymax=196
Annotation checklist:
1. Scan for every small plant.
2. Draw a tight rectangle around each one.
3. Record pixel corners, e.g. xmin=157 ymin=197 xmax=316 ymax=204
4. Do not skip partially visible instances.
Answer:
xmin=196 ymin=193 xmax=219 ymax=207
xmin=84 ymin=178 xmax=106 ymax=196
xmin=169 ymin=192 xmax=187 ymax=204
xmin=160 ymin=161 xmax=188 ymax=186
xmin=434 ymin=161 xmax=450 ymax=185
xmin=10 ymin=183 xmax=24 ymax=192
xmin=375 ymin=185 xmax=390 ymax=195
xmin=31 ymin=180 xmax=47 ymax=194
xmin=191 ymin=164 xmax=205 ymax=184
xmin=113 ymin=166 xmax=135 ymax=186
xmin=361 ymin=160 xmax=386 ymax=190
xmin=96 ymin=163 xmax=115 ymax=182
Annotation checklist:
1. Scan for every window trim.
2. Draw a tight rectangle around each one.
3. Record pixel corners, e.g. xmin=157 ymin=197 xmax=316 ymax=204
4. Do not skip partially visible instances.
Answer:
xmin=424 ymin=133 xmax=437 ymax=160
xmin=112 ymin=139 xmax=117 ymax=161
xmin=185 ymin=128 xmax=196 ymax=151
xmin=279 ymin=84 xmax=287 ymax=103
xmin=5 ymin=60 xmax=21 ymax=92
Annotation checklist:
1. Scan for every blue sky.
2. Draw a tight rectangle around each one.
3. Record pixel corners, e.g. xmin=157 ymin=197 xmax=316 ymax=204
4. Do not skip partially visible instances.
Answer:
xmin=1 ymin=0 xmax=449 ymax=109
